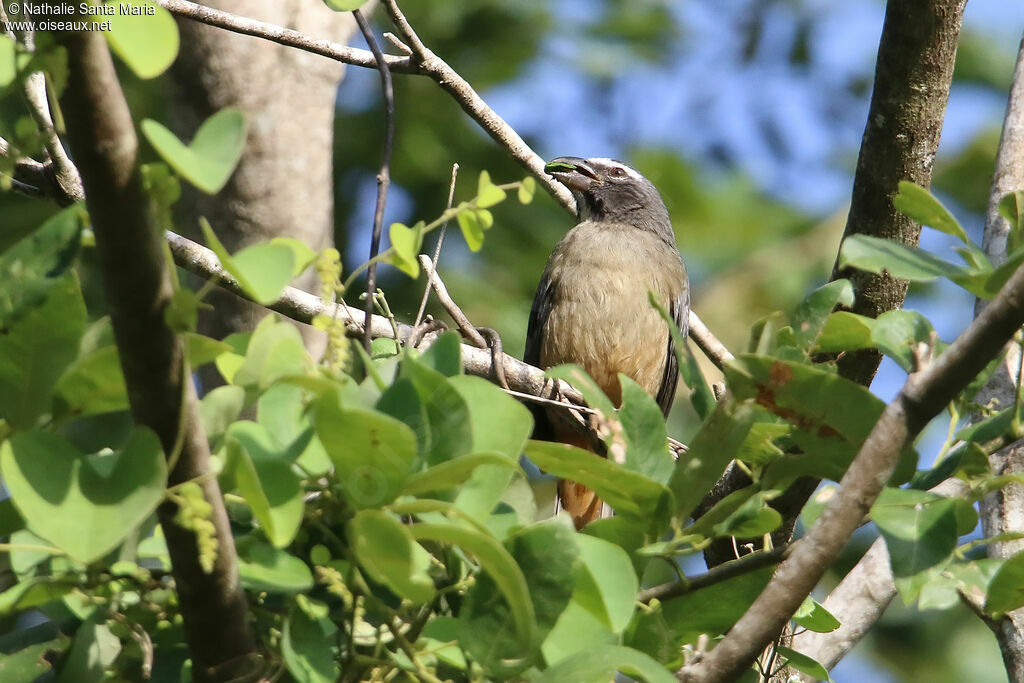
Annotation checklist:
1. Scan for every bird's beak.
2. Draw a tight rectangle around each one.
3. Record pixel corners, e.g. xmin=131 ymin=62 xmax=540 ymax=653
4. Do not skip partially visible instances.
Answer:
xmin=545 ymin=156 xmax=599 ymax=193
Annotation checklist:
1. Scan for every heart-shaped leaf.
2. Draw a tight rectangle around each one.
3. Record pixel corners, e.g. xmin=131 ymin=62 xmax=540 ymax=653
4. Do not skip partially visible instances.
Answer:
xmin=0 ymin=35 xmax=15 ymax=88
xmin=476 ymin=170 xmax=506 ymax=208
xmin=386 ymin=221 xmax=424 ymax=278
xmin=227 ymin=422 xmax=305 ymax=549
xmin=142 ymin=109 xmax=247 ymax=194
xmin=322 ymin=0 xmax=364 ymax=11
xmin=105 ymin=1 xmax=179 ymax=79
xmin=201 ymin=220 xmax=308 ymax=305
xmin=456 ymin=208 xmax=485 ymax=251
xmin=0 ymin=428 xmax=167 ymax=563
xmin=518 ymin=177 xmax=536 ymax=204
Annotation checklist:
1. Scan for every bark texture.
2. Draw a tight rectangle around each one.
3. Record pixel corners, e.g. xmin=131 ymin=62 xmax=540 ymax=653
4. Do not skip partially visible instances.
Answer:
xmin=170 ymin=0 xmax=359 ymax=385
xmin=60 ymin=29 xmax=260 ymax=682
xmin=976 ymin=34 xmax=1024 ymax=683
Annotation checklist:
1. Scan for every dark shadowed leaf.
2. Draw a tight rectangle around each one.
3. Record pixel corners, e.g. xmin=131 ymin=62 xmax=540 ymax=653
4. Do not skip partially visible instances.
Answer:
xmin=872 ymin=487 xmax=958 ymax=603
xmin=0 ymin=428 xmax=166 ymax=563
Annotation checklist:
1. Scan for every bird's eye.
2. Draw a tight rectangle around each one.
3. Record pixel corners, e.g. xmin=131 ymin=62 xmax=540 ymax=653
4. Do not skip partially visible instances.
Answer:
xmin=610 ymin=166 xmax=627 ymax=178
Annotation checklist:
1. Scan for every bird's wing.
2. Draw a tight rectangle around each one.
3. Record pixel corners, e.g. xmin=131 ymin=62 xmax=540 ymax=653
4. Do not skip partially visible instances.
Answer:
xmin=525 ymin=269 xmax=556 ymax=439
xmin=655 ymin=284 xmax=689 ymax=418
xmin=524 ymin=268 xmax=553 ymax=367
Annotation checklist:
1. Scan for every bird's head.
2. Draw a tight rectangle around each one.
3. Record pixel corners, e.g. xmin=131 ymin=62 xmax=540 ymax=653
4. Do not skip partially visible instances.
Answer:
xmin=545 ymin=156 xmax=672 ymax=238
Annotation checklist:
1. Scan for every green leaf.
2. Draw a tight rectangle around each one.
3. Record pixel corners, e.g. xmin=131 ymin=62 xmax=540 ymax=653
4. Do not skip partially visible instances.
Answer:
xmin=814 ymin=311 xmax=875 ymax=353
xmin=574 ymin=534 xmax=638 ymax=632
xmin=777 ymin=646 xmax=833 ymax=682
xmin=871 ymin=310 xmax=938 ymax=373
xmin=792 ymin=596 xmax=841 ymax=633
xmin=0 ymin=637 xmax=68 ymax=679
xmin=199 ymin=385 xmax=245 ymax=443
xmin=201 ymin=221 xmax=306 ymax=305
xmin=526 ymin=441 xmax=672 ymax=528
xmin=541 ymin=599 xmax=616 ymax=666
xmin=984 ymin=245 xmax=1024 ymax=298
xmin=986 ymin=551 xmax=1024 ymax=615
xmin=618 ymin=376 xmax=674 ymax=485
xmin=872 ymin=488 xmax=958 ymax=603
xmin=545 ymin=363 xmax=616 ymax=417
xmin=0 ymin=205 xmax=82 ymax=328
xmin=461 ymin=518 xmax=577 ymax=672
xmin=348 ymin=510 xmax=435 ymax=604
xmin=893 ymin=181 xmax=969 ymax=243
xmin=0 ymin=577 xmax=73 ymax=617
xmin=322 ymin=0 xmax=363 ymax=10
xmin=0 ymin=34 xmax=15 ymax=88
xmin=227 ymin=422 xmax=305 ymax=548
xmin=0 ymin=428 xmax=167 ymax=563
xmin=282 ymin=601 xmax=340 ymax=683
xmin=104 ymin=1 xmax=179 ymax=79
xmin=418 ymin=331 xmax=463 ymax=377
xmin=411 ymin=521 xmax=536 ymax=651
xmin=724 ymin=356 xmax=917 ymax=486
xmin=839 ymin=234 xmax=984 ymax=294
xmin=518 ymin=176 xmax=536 ymax=204
xmin=57 ymin=615 xmax=121 ymax=683
xmin=423 ymin=376 xmax=531 ymax=519
xmin=141 ymin=109 xmax=247 ymax=194
xmin=713 ymin=490 xmax=782 ymax=538
xmin=456 ymin=208 xmax=485 ymax=251
xmin=232 ymin=316 xmax=312 ymax=389
xmin=401 ymin=452 xmax=518 ymax=496
xmin=476 ymin=170 xmax=507 ymax=208
xmin=236 ymin=539 xmax=313 ymax=593
xmin=315 ymin=395 xmax=417 ymax=508
xmin=0 ymin=273 xmax=86 ymax=429
xmin=789 ymin=279 xmax=855 ymax=353
xmin=999 ymin=191 xmax=1024 ymax=254
xmin=662 ymin=565 xmax=775 ymax=637
xmin=670 ymin=400 xmax=756 ymax=519
xmin=385 ymin=221 xmax=424 ymax=278
xmin=55 ymin=346 xmax=126 ymax=416
xmin=534 ymin=645 xmax=674 ymax=683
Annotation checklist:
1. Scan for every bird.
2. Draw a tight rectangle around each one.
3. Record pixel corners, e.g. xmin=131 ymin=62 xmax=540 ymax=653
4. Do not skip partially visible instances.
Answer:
xmin=525 ymin=156 xmax=689 ymax=530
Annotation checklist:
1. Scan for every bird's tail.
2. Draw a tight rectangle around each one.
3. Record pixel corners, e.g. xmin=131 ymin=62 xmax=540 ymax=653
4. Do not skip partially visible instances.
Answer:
xmin=557 ymin=479 xmax=605 ymax=530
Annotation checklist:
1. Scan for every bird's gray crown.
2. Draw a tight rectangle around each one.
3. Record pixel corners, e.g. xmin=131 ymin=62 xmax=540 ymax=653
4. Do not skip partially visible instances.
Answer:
xmin=545 ymin=156 xmax=674 ymax=243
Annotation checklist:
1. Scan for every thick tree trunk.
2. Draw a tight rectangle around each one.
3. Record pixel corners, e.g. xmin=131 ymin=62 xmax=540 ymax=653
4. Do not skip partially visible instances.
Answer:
xmin=170 ymin=0 xmax=360 ymax=385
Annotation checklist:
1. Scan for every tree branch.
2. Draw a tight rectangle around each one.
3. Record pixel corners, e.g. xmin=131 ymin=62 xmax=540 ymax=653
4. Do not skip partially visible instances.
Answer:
xmin=695 ymin=0 xmax=968 ymax=576
xmin=678 ymin=261 xmax=1024 ymax=682
xmin=155 ymin=0 xmax=575 ymax=213
xmin=639 ymin=545 xmax=789 ymax=605
xmin=353 ymin=8 xmax=396 ymax=351
xmin=58 ymin=28 xmax=258 ymax=682
xmin=831 ymin=0 xmax=967 ymax=387
xmin=975 ymin=32 xmax=1024 ymax=681
xmin=788 ymin=478 xmax=968 ymax=678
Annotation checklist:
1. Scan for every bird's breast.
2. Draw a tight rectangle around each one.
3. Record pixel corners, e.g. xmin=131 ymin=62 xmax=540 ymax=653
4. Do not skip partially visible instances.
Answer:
xmin=539 ymin=224 xmax=686 ymax=405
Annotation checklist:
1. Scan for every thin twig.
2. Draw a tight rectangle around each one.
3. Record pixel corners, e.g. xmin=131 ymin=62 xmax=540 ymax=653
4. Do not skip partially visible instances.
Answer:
xmin=149 ymin=0 xmax=739 ymax=373
xmin=418 ymin=254 xmax=487 ymax=347
xmin=413 ymin=163 xmax=459 ymax=329
xmin=690 ymin=311 xmax=735 ymax=370
xmin=680 ymin=259 xmax=1024 ymax=682
xmin=353 ymin=9 xmax=395 ymax=352
xmin=154 ymin=0 xmax=416 ymax=72
xmin=639 ymin=545 xmax=790 ymax=604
